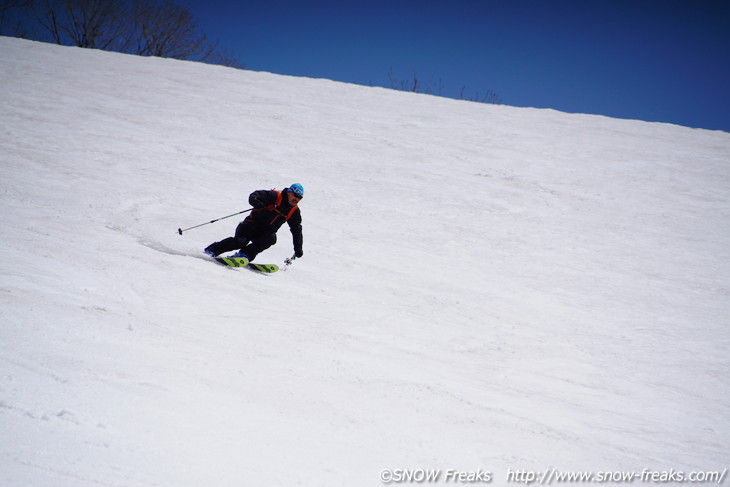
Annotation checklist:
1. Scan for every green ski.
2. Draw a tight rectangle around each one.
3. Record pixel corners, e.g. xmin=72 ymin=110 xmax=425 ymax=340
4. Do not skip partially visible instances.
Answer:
xmin=214 ymin=256 xmax=278 ymax=273
xmin=246 ymin=263 xmax=279 ymax=274
xmin=215 ymin=256 xmax=249 ymax=267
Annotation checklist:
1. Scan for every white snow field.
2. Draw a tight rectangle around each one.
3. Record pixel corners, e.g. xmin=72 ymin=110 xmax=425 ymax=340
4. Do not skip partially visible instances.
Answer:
xmin=1 ymin=36 xmax=728 ymax=486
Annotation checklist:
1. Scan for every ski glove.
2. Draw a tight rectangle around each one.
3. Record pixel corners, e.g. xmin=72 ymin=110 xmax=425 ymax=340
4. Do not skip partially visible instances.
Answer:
xmin=250 ymin=195 xmax=265 ymax=209
xmin=295 ymin=249 xmax=303 ymax=258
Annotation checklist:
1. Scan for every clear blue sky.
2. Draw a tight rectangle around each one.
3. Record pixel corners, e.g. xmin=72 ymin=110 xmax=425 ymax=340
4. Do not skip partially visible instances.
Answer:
xmin=188 ymin=0 xmax=730 ymax=132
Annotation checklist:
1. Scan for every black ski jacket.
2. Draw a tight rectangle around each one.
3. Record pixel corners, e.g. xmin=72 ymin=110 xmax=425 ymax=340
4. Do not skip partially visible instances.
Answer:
xmin=246 ymin=188 xmax=303 ymax=255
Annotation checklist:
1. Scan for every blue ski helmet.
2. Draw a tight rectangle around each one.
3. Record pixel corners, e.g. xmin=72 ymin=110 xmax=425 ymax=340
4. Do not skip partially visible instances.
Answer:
xmin=289 ymin=183 xmax=304 ymax=198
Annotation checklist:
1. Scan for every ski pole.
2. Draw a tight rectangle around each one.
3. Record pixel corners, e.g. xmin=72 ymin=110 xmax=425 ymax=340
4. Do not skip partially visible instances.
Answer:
xmin=284 ymin=254 xmax=297 ymax=268
xmin=177 ymin=208 xmax=253 ymax=235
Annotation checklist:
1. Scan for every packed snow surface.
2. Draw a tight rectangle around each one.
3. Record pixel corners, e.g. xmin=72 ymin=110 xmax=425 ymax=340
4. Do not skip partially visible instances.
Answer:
xmin=1 ymin=37 xmax=729 ymax=486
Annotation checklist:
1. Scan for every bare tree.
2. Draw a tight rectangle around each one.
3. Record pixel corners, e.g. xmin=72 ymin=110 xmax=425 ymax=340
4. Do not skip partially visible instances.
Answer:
xmin=0 ymin=0 xmax=30 ymax=10
xmin=410 ymin=69 xmax=419 ymax=92
xmin=65 ymin=0 xmax=127 ymax=49
xmin=460 ymin=87 xmax=502 ymax=104
xmin=480 ymin=89 xmax=502 ymax=104
xmin=29 ymin=0 xmax=128 ymax=49
xmin=0 ymin=0 xmax=33 ymax=37
xmin=204 ymin=44 xmax=245 ymax=69
xmin=3 ymin=0 xmax=243 ymax=68
xmin=423 ymin=76 xmax=445 ymax=96
xmin=131 ymin=0 xmax=207 ymax=59
xmin=388 ymin=68 xmax=398 ymax=89
xmin=389 ymin=69 xmax=422 ymax=92
xmin=29 ymin=0 xmax=63 ymax=43
xmin=389 ymin=70 xmax=502 ymax=105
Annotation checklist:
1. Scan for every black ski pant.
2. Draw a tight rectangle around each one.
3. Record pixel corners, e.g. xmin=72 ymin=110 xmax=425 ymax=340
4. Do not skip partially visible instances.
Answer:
xmin=205 ymin=220 xmax=277 ymax=261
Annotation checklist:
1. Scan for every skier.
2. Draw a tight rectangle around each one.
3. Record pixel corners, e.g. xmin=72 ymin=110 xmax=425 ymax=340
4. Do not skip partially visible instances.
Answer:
xmin=204 ymin=183 xmax=304 ymax=262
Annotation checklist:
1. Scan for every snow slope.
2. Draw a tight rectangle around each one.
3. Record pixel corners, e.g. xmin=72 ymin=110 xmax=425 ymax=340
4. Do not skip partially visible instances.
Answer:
xmin=1 ymin=36 xmax=728 ymax=486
